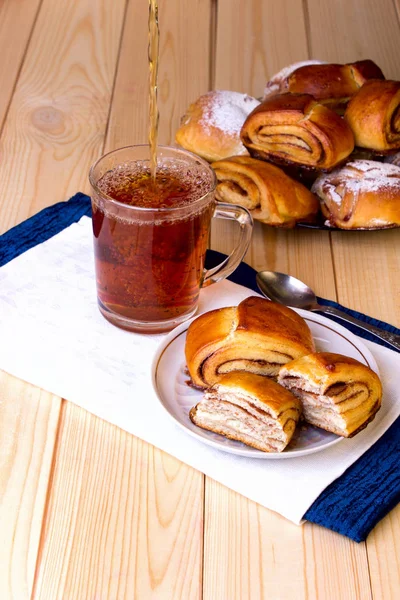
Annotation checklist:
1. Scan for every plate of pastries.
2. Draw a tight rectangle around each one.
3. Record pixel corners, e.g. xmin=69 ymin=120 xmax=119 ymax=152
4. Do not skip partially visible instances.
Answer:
xmin=175 ymin=59 xmax=400 ymax=230
xmin=152 ymin=297 xmax=383 ymax=458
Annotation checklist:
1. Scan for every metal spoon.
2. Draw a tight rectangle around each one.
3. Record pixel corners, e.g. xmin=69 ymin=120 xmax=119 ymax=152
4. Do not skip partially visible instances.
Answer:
xmin=256 ymin=270 xmax=400 ymax=352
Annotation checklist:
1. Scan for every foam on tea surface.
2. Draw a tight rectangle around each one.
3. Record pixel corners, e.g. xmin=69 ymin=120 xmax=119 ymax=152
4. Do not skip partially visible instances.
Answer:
xmin=97 ymin=159 xmax=213 ymax=209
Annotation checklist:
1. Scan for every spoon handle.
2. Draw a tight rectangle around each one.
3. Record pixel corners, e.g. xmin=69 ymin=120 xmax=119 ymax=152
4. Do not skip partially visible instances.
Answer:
xmin=317 ymin=305 xmax=400 ymax=352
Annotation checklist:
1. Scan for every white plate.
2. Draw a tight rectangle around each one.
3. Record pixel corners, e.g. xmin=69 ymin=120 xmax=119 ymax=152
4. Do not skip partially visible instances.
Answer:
xmin=152 ymin=309 xmax=379 ymax=459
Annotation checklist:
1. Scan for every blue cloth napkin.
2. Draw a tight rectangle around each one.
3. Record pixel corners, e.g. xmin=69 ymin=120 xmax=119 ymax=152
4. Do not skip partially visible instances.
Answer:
xmin=0 ymin=193 xmax=399 ymax=542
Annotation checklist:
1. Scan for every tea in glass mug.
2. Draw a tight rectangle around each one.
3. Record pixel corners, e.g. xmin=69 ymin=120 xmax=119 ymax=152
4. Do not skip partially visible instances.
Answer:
xmin=89 ymin=145 xmax=253 ymax=333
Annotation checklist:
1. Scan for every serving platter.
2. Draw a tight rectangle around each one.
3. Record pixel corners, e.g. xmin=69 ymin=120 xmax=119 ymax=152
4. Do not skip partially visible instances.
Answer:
xmin=296 ymin=217 xmax=400 ymax=231
xmin=152 ymin=309 xmax=379 ymax=459
xmin=295 ymin=221 xmax=399 ymax=231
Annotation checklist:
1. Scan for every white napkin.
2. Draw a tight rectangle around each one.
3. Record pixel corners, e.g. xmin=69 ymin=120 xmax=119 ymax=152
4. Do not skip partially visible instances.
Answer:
xmin=0 ymin=216 xmax=398 ymax=524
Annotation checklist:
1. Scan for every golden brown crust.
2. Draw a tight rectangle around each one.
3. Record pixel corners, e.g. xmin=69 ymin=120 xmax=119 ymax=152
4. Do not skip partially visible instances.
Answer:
xmin=278 ymin=352 xmax=382 ymax=437
xmin=344 ymin=80 xmax=400 ymax=151
xmin=241 ymin=94 xmax=355 ymax=170
xmin=311 ymin=159 xmax=400 ymax=229
xmin=236 ymin=297 xmax=313 ymax=348
xmin=263 ymin=60 xmax=326 ymax=99
xmin=346 ymin=401 xmax=381 ymax=438
xmin=185 ymin=296 xmax=315 ymax=388
xmin=175 ymin=90 xmax=260 ymax=162
xmin=280 ymin=352 xmax=375 ymax=384
xmin=184 ymin=306 xmax=237 ymax=387
xmin=279 ymin=60 xmax=384 ymax=110
xmin=211 ymin=155 xmax=319 ymax=227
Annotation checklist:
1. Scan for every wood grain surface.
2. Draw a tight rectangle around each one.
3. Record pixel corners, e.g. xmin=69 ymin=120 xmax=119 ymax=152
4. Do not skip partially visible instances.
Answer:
xmin=32 ymin=405 xmax=204 ymax=600
xmin=0 ymin=372 xmax=61 ymax=600
xmin=215 ymin=0 xmax=309 ymax=96
xmin=0 ymin=0 xmax=399 ymax=599
xmin=306 ymin=0 xmax=400 ymax=78
xmin=0 ymin=0 xmax=126 ymax=233
xmin=0 ymin=0 xmax=42 ymax=130
xmin=367 ymin=508 xmax=400 ymax=600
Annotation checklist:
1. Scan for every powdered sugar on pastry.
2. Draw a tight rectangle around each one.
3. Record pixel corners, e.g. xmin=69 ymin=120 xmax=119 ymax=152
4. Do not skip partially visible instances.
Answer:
xmin=346 ymin=160 xmax=400 ymax=175
xmin=200 ymin=91 xmax=260 ymax=137
xmin=264 ymin=60 xmax=325 ymax=98
xmin=312 ymin=160 xmax=400 ymax=199
xmin=176 ymin=91 xmax=260 ymax=162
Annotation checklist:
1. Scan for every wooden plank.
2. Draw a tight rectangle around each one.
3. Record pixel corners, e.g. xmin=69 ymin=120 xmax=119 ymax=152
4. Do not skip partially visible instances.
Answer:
xmin=0 ymin=0 xmax=42 ymax=128
xmin=214 ymin=0 xmax=309 ymax=96
xmin=0 ymin=10 xmax=52 ymax=589
xmin=242 ymin=225 xmax=337 ymax=298
xmin=33 ymin=0 xmax=212 ymax=597
xmin=0 ymin=0 xmax=126 ymax=233
xmin=367 ymin=505 xmax=400 ymax=600
xmin=32 ymin=404 xmax=204 ymax=600
xmin=302 ymin=523 xmax=373 ymax=600
xmin=203 ymin=482 xmax=372 ymax=600
xmin=306 ymin=0 xmax=400 ymax=78
xmin=0 ymin=372 xmax=61 ymax=600
xmin=0 ymin=0 xmax=126 ymax=597
xmin=106 ymin=0 xmax=212 ymax=149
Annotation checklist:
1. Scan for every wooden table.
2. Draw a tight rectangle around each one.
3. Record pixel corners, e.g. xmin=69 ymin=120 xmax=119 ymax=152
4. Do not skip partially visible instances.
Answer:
xmin=1 ymin=1 xmax=399 ymax=598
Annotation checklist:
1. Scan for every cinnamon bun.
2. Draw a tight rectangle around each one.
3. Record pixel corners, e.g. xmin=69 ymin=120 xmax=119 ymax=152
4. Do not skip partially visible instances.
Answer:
xmin=265 ymin=60 xmax=384 ymax=111
xmin=241 ymin=94 xmax=354 ymax=170
xmin=211 ymin=156 xmax=319 ymax=227
xmin=175 ymin=90 xmax=260 ymax=162
xmin=311 ymin=159 xmax=400 ymax=229
xmin=345 ymin=80 xmax=400 ymax=152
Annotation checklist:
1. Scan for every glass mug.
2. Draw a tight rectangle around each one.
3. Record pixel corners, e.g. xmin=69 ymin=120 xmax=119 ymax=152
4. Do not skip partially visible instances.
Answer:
xmin=89 ymin=145 xmax=253 ymax=333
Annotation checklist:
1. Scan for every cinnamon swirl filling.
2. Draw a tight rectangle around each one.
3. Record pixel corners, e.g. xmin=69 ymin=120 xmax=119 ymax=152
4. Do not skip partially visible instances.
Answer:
xmin=241 ymin=94 xmax=354 ymax=169
xmin=278 ymin=352 xmax=382 ymax=438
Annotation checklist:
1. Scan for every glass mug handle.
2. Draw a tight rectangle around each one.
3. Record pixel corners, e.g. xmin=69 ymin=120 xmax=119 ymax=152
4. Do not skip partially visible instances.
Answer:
xmin=202 ymin=202 xmax=253 ymax=287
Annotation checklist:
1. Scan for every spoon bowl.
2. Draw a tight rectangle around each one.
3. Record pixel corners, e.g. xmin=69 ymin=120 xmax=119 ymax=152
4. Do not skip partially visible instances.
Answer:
xmin=256 ymin=271 xmax=319 ymax=310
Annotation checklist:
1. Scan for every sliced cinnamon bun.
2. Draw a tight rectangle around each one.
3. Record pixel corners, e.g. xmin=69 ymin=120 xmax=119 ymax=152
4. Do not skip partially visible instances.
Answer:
xmin=278 ymin=352 xmax=382 ymax=437
xmin=189 ymin=372 xmax=302 ymax=452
